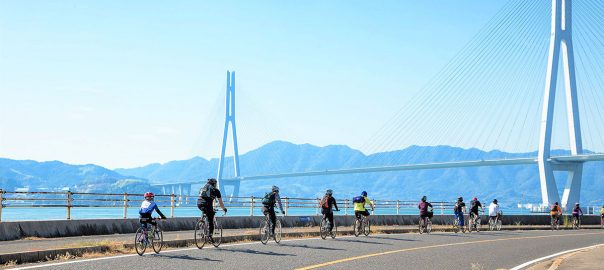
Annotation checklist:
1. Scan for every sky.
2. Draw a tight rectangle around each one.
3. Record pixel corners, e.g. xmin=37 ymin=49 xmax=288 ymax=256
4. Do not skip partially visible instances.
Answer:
xmin=0 ymin=0 xmax=574 ymax=169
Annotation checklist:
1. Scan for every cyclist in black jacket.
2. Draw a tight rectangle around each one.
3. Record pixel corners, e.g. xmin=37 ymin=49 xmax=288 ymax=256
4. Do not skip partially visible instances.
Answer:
xmin=319 ymin=189 xmax=339 ymax=232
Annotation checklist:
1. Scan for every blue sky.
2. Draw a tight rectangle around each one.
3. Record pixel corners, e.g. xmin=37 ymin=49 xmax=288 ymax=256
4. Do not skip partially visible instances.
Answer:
xmin=1 ymin=0 xmax=580 ymax=168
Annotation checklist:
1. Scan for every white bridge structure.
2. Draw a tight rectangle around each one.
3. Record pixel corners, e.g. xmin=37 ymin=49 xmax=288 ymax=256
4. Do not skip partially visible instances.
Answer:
xmin=155 ymin=0 xmax=603 ymax=210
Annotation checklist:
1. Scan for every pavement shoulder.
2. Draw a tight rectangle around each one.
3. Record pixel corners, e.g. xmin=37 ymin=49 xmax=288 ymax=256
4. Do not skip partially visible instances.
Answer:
xmin=527 ymin=244 xmax=604 ymax=270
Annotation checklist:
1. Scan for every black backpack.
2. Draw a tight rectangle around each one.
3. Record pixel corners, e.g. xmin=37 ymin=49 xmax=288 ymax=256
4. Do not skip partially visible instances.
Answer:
xmin=262 ymin=192 xmax=275 ymax=205
xmin=199 ymin=184 xmax=214 ymax=200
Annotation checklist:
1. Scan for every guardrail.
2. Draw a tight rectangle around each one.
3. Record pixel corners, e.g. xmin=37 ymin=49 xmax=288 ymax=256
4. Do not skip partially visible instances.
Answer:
xmin=0 ymin=189 xmax=461 ymax=221
xmin=0 ymin=189 xmax=600 ymax=222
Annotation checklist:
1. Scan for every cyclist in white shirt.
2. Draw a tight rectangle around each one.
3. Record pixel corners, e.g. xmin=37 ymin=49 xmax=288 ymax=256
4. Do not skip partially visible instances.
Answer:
xmin=488 ymin=199 xmax=502 ymax=223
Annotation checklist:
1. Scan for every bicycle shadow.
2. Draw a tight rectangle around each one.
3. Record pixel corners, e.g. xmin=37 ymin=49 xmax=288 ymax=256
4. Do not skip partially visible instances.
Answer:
xmin=278 ymin=243 xmax=345 ymax=251
xmin=153 ymin=254 xmax=222 ymax=262
xmin=219 ymin=248 xmax=296 ymax=257
xmin=335 ymin=238 xmax=393 ymax=245
xmin=369 ymin=236 xmax=418 ymax=242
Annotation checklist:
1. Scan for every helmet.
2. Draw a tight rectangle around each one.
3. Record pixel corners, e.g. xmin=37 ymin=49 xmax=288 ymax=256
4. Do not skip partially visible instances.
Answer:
xmin=361 ymin=191 xmax=367 ymax=196
xmin=493 ymin=199 xmax=498 ymax=203
xmin=555 ymin=202 xmax=559 ymax=205
xmin=473 ymin=197 xmax=478 ymax=201
xmin=458 ymin=197 xmax=463 ymax=201
xmin=326 ymin=189 xmax=333 ymax=195
xmin=144 ymin=192 xmax=154 ymax=199
xmin=207 ymin=178 xmax=217 ymax=185
xmin=272 ymin=185 xmax=279 ymax=192
xmin=575 ymin=202 xmax=580 ymax=205
xmin=421 ymin=196 xmax=427 ymax=202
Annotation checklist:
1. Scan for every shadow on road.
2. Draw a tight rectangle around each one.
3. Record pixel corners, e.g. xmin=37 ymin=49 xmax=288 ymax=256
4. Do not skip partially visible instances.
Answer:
xmin=219 ymin=248 xmax=296 ymax=257
xmin=279 ymin=243 xmax=346 ymax=251
xmin=335 ymin=238 xmax=393 ymax=245
xmin=154 ymin=254 xmax=223 ymax=262
xmin=370 ymin=236 xmax=419 ymax=242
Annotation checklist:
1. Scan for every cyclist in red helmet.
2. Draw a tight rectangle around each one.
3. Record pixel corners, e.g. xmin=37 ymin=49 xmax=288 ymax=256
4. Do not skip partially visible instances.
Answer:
xmin=139 ymin=192 xmax=166 ymax=229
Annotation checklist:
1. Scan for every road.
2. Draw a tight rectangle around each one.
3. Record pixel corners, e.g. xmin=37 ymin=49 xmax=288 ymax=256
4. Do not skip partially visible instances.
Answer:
xmin=12 ymin=230 xmax=604 ymax=270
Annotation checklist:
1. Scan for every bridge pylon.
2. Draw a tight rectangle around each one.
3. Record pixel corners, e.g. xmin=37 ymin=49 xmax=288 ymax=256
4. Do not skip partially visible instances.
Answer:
xmin=216 ymin=71 xmax=241 ymax=202
xmin=538 ymin=0 xmax=583 ymax=211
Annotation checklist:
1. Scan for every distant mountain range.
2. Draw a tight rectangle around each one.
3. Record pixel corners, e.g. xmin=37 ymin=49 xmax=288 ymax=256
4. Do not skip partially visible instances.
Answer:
xmin=2 ymin=141 xmax=603 ymax=207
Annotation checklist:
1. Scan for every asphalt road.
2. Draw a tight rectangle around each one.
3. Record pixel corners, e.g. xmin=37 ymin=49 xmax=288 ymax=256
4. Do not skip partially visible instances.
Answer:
xmin=12 ymin=230 xmax=604 ymax=270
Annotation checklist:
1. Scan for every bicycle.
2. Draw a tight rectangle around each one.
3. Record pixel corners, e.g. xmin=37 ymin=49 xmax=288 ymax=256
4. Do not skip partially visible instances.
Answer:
xmin=134 ymin=217 xmax=163 ymax=256
xmin=488 ymin=213 xmax=502 ymax=231
xmin=353 ymin=214 xmax=371 ymax=237
xmin=418 ymin=215 xmax=432 ymax=234
xmin=453 ymin=213 xmax=466 ymax=233
xmin=194 ymin=209 xmax=224 ymax=249
xmin=468 ymin=211 xmax=483 ymax=233
xmin=260 ymin=213 xmax=282 ymax=244
xmin=320 ymin=211 xmax=338 ymax=240
xmin=571 ymin=215 xmax=582 ymax=230
xmin=601 ymin=215 xmax=604 ymax=229
xmin=550 ymin=215 xmax=561 ymax=230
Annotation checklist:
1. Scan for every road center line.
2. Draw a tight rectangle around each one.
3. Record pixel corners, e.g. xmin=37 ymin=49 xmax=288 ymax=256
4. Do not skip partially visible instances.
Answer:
xmin=295 ymin=232 xmax=604 ymax=270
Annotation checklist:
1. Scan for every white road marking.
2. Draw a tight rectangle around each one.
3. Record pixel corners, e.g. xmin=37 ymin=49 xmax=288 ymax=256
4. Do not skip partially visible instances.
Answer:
xmin=509 ymin=243 xmax=604 ymax=270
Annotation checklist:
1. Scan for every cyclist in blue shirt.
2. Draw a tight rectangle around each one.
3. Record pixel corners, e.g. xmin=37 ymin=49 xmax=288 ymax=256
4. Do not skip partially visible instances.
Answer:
xmin=139 ymin=192 xmax=166 ymax=229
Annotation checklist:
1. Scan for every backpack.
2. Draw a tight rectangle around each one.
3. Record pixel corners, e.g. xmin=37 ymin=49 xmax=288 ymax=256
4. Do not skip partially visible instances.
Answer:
xmin=262 ymin=192 xmax=275 ymax=205
xmin=353 ymin=196 xmax=365 ymax=204
xmin=322 ymin=197 xmax=330 ymax=209
xmin=199 ymin=184 xmax=214 ymax=200
xmin=453 ymin=203 xmax=460 ymax=213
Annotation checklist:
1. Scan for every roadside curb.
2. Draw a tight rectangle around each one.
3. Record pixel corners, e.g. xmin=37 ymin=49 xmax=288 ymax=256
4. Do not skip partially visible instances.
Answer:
xmin=1 ymin=226 xmax=600 ymax=265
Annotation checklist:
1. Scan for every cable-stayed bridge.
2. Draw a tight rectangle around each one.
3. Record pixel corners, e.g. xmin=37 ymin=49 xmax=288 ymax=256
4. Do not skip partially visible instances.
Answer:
xmin=154 ymin=0 xmax=604 ymax=210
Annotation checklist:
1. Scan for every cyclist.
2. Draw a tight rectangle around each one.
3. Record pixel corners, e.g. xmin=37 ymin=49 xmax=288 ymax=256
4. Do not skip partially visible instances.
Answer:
xmin=139 ymin=192 xmax=167 ymax=234
xmin=550 ymin=202 xmax=562 ymax=224
xmin=197 ymin=178 xmax=227 ymax=242
xmin=572 ymin=202 xmax=583 ymax=225
xmin=262 ymin=185 xmax=285 ymax=236
xmin=319 ymin=189 xmax=339 ymax=232
xmin=469 ymin=197 xmax=483 ymax=227
xmin=353 ymin=191 xmax=375 ymax=222
xmin=453 ymin=197 xmax=466 ymax=230
xmin=488 ymin=199 xmax=502 ymax=224
xmin=600 ymin=205 xmax=604 ymax=225
xmin=418 ymin=196 xmax=433 ymax=226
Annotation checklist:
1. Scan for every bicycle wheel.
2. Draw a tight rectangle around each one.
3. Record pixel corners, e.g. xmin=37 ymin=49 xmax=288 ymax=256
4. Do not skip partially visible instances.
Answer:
xmin=468 ymin=218 xmax=474 ymax=233
xmin=488 ymin=219 xmax=494 ymax=231
xmin=212 ymin=218 xmax=223 ymax=247
xmin=320 ymin=219 xmax=328 ymax=240
xmin=354 ymin=219 xmax=361 ymax=237
xmin=418 ymin=218 xmax=424 ymax=234
xmin=426 ymin=219 xmax=432 ymax=234
xmin=151 ymin=227 xmax=163 ymax=254
xmin=194 ymin=219 xmax=206 ymax=249
xmin=134 ymin=228 xmax=147 ymax=256
xmin=363 ymin=218 xmax=370 ymax=236
xmin=274 ymin=219 xmax=282 ymax=244
xmin=330 ymin=221 xmax=337 ymax=239
xmin=453 ymin=219 xmax=459 ymax=233
xmin=496 ymin=219 xmax=502 ymax=231
xmin=260 ymin=219 xmax=270 ymax=245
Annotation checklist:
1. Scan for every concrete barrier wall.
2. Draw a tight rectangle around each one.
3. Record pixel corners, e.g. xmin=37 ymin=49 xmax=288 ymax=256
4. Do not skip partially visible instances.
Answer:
xmin=0 ymin=215 xmax=600 ymax=241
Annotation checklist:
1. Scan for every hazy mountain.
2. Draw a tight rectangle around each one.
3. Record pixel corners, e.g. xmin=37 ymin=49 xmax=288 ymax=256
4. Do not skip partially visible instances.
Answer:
xmin=0 ymin=158 xmax=151 ymax=193
xmin=115 ymin=141 xmax=604 ymax=207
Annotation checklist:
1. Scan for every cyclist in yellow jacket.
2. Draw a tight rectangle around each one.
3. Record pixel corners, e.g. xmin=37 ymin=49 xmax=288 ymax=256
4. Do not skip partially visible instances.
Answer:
xmin=353 ymin=191 xmax=375 ymax=220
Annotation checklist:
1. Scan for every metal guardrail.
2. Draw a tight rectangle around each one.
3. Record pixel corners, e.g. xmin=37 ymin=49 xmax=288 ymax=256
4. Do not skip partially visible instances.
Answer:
xmin=0 ymin=189 xmax=460 ymax=221
xmin=0 ymin=189 xmax=600 ymax=222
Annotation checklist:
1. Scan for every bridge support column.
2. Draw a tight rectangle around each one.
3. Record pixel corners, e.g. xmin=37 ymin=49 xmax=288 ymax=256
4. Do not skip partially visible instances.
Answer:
xmin=216 ymin=71 xmax=242 ymax=202
xmin=538 ymin=0 xmax=583 ymax=211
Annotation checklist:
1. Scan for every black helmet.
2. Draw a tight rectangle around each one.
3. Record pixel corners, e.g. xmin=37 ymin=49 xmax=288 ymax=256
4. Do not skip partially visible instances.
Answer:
xmin=458 ymin=197 xmax=463 ymax=201
xmin=272 ymin=185 xmax=279 ymax=192
xmin=207 ymin=178 xmax=217 ymax=186
xmin=493 ymin=199 xmax=498 ymax=203
xmin=326 ymin=189 xmax=333 ymax=195
xmin=555 ymin=202 xmax=559 ymax=205
xmin=421 ymin=196 xmax=427 ymax=202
